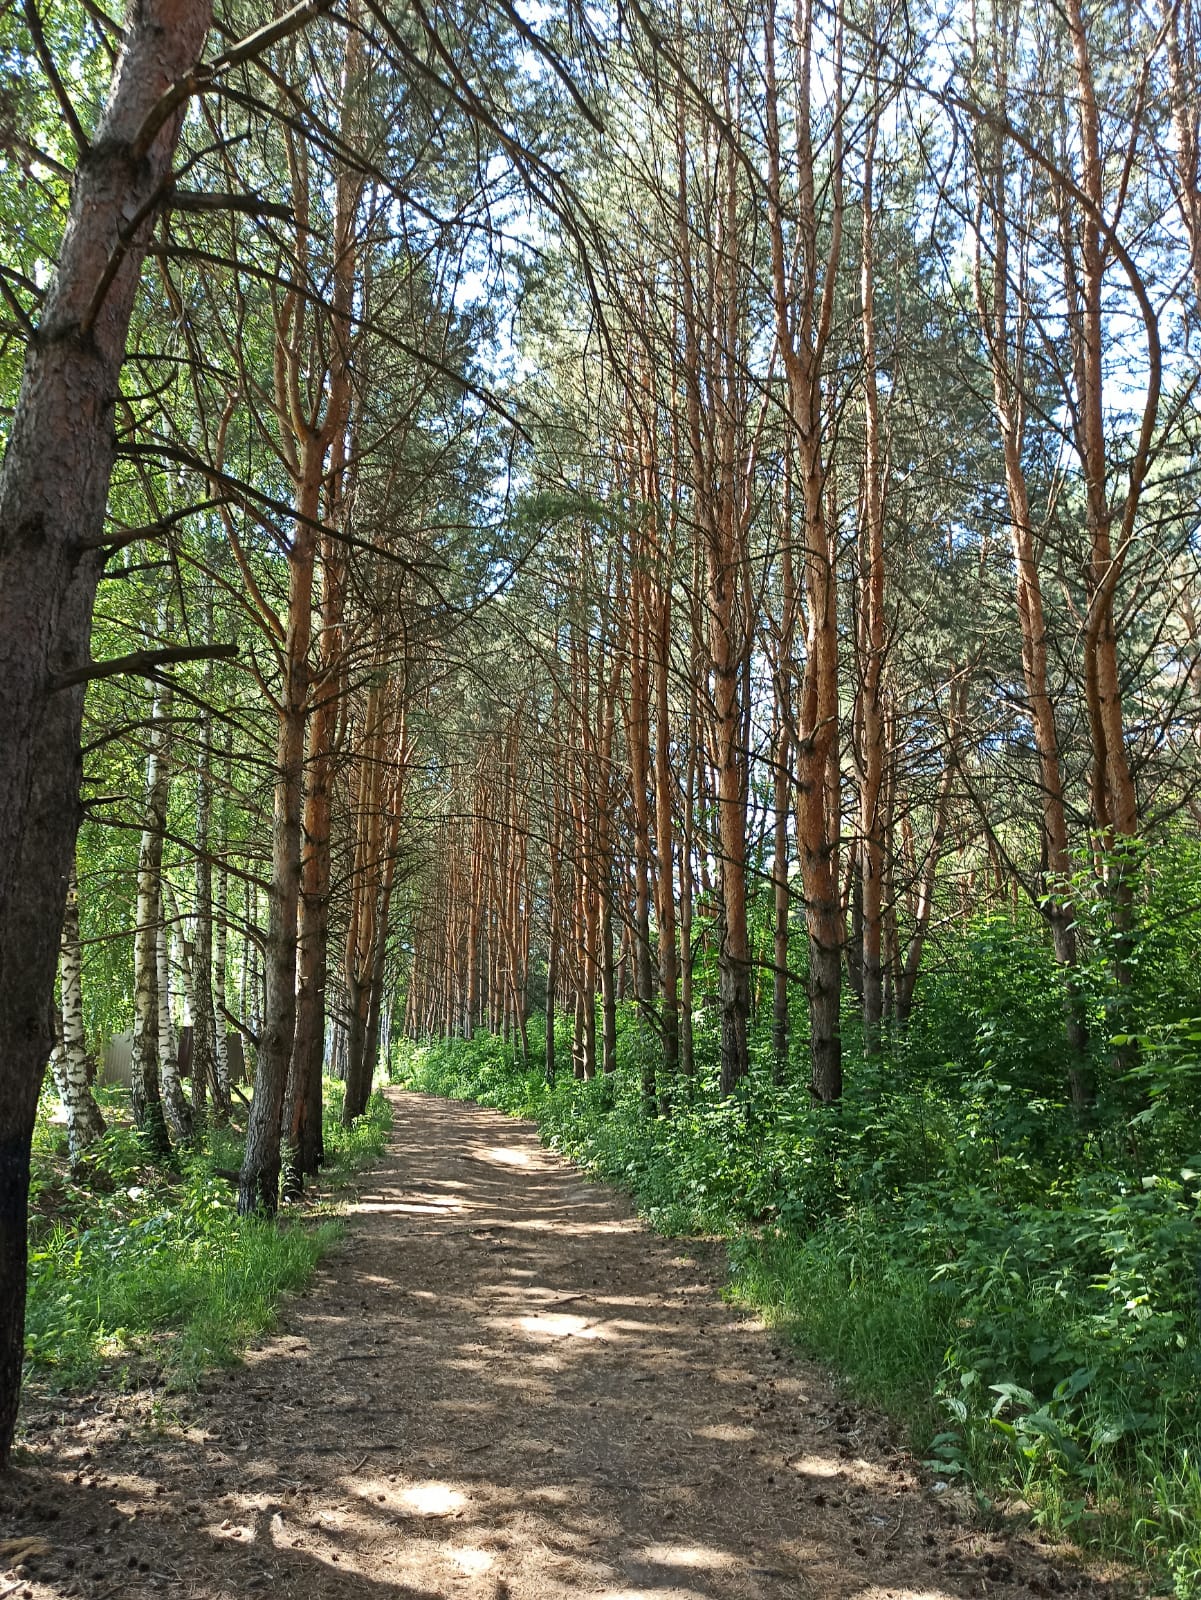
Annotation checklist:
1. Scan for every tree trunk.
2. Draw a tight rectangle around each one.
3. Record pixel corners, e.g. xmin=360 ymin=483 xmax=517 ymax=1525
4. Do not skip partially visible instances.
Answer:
xmin=57 ymin=862 xmax=106 ymax=1165
xmin=599 ymin=889 xmax=618 ymax=1075
xmin=971 ymin=28 xmax=1090 ymax=1105
xmin=678 ymin=635 xmax=699 ymax=1078
xmin=192 ymin=665 xmax=225 ymax=1122
xmin=284 ymin=641 xmax=339 ymax=1194
xmin=213 ymin=844 xmax=231 ymax=1106
xmin=545 ymin=935 xmax=557 ymax=1085
xmin=896 ymin=684 xmax=964 ymax=1022
xmin=158 ymin=914 xmax=194 ymax=1144
xmin=238 ymin=536 xmax=314 ymax=1213
xmin=771 ymin=712 xmax=791 ymax=1083
xmin=0 ymin=0 xmax=212 ymax=1465
xmin=764 ymin=0 xmax=845 ymax=1102
xmin=344 ymin=973 xmax=371 ymax=1114
xmin=131 ymin=680 xmax=173 ymax=1155
xmin=652 ymin=576 xmax=680 ymax=1111
xmin=858 ymin=99 xmax=887 ymax=1055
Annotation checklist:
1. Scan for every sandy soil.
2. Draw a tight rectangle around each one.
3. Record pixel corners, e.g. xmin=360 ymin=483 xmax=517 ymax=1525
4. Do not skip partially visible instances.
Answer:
xmin=0 ymin=1088 xmax=1144 ymax=1600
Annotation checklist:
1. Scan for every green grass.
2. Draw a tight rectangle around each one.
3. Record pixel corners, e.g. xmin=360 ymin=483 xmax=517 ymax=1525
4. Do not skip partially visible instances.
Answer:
xmin=25 ymin=1079 xmax=391 ymax=1388
xmin=727 ymin=1223 xmax=954 ymax=1440
xmin=321 ymin=1077 xmax=393 ymax=1172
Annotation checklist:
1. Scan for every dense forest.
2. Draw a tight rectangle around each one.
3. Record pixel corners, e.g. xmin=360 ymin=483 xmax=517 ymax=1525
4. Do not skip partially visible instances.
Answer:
xmin=1 ymin=0 xmax=1200 ymax=1589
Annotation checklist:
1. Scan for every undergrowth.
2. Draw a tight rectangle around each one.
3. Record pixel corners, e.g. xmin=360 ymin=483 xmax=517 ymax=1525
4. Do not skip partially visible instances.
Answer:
xmin=26 ymin=1080 xmax=391 ymax=1388
xmin=394 ymin=943 xmax=1201 ymax=1598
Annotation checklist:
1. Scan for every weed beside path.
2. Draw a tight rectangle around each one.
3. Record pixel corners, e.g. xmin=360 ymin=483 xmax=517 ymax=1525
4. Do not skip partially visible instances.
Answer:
xmin=24 ymin=1081 xmax=391 ymax=1392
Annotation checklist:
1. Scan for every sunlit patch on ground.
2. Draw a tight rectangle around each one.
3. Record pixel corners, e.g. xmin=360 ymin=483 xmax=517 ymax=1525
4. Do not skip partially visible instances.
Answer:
xmin=447 ymin=1544 xmax=494 ymax=1574
xmin=849 ymin=1589 xmax=961 ymax=1600
xmin=358 ymin=1189 xmax=467 ymax=1215
xmin=789 ymin=1453 xmax=844 ymax=1478
xmin=503 ymin=1217 xmax=636 ymax=1236
xmin=592 ymin=1589 xmax=711 ymax=1600
xmin=516 ymin=1311 xmax=605 ymax=1339
xmin=214 ymin=1520 xmax=256 ymax=1542
xmin=693 ymin=1422 xmax=756 ymax=1442
xmin=474 ymin=1143 xmax=535 ymax=1166
xmin=790 ymin=1452 xmax=899 ymax=1491
xmin=401 ymin=1481 xmax=466 ymax=1515
xmin=633 ymin=1541 xmax=737 ymax=1569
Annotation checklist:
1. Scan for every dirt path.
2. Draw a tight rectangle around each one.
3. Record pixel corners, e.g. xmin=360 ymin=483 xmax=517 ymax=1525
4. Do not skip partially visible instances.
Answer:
xmin=1 ymin=1090 xmax=1138 ymax=1600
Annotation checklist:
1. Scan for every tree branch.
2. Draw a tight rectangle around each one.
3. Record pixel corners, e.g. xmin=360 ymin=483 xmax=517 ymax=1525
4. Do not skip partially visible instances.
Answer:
xmin=24 ymin=0 xmax=90 ymax=155
xmin=129 ymin=0 xmax=338 ymax=161
xmin=49 ymin=644 xmax=238 ymax=692
xmin=170 ymin=189 xmax=293 ymax=222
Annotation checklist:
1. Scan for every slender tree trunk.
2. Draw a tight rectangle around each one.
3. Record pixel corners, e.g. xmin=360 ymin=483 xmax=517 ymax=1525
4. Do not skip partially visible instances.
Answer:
xmin=345 ymin=974 xmax=369 ymax=1104
xmin=652 ymin=579 xmax=680 ymax=1108
xmin=342 ymin=677 xmax=388 ymax=1121
xmin=239 ymin=516 xmax=315 ymax=1213
xmin=1164 ymin=0 xmax=1201 ymax=311
xmin=971 ymin=23 xmax=1090 ymax=1104
xmin=771 ymin=710 xmax=791 ymax=1083
xmin=676 ymin=93 xmax=753 ymax=1100
xmin=193 ymin=656 xmax=225 ymax=1122
xmin=190 ymin=595 xmax=218 ymax=1123
xmin=545 ymin=935 xmax=557 ymax=1086
xmin=285 ymin=737 xmax=334 ymax=1192
xmin=599 ymin=891 xmax=618 ymax=1074
xmin=627 ymin=570 xmax=657 ymax=1027
xmin=1061 ymin=0 xmax=1148 ymax=1035
xmin=131 ymin=681 xmax=173 ymax=1156
xmin=896 ymin=684 xmax=964 ymax=1022
xmin=679 ymin=632 xmax=699 ymax=1078
xmin=572 ymin=988 xmax=587 ymax=1080
xmin=764 ymin=0 xmax=845 ymax=1102
xmin=157 ymin=914 xmax=194 ymax=1143
xmin=57 ymin=862 xmax=106 ymax=1165
xmin=214 ymin=845 xmax=231 ymax=1106
xmin=858 ymin=99 xmax=887 ymax=1054
xmin=284 ymin=622 xmax=340 ymax=1191
xmin=239 ymin=50 xmax=366 ymax=1201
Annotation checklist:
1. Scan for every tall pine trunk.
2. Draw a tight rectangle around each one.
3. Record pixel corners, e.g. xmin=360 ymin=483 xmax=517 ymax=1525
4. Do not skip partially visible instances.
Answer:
xmin=0 ymin=0 xmax=213 ymax=1465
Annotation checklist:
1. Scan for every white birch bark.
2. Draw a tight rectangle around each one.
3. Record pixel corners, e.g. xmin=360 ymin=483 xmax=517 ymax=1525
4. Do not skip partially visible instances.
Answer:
xmin=157 ymin=901 xmax=194 ymax=1144
xmin=57 ymin=861 xmax=105 ymax=1164
xmin=130 ymin=681 xmax=172 ymax=1152
xmin=214 ymin=856 xmax=230 ymax=1102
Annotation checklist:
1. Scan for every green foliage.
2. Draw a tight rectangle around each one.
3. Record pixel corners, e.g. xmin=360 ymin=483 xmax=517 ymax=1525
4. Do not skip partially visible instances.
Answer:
xmin=25 ymin=1083 xmax=391 ymax=1387
xmin=320 ymin=1079 xmax=393 ymax=1173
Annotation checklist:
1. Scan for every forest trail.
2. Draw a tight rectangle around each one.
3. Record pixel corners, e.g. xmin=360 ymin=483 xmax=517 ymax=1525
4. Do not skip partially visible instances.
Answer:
xmin=1 ymin=1090 xmax=1136 ymax=1600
